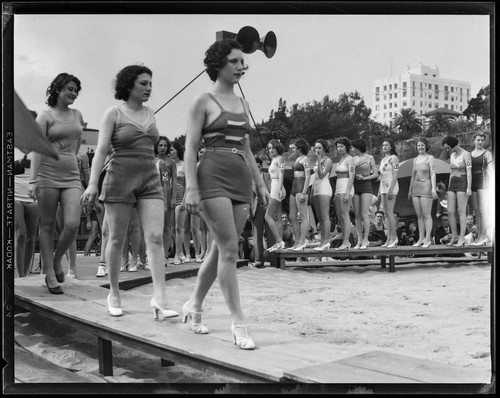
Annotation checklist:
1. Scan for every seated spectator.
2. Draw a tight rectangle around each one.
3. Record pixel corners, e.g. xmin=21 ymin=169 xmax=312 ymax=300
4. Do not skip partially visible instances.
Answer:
xmin=436 ymin=181 xmax=448 ymax=219
xmin=465 ymin=214 xmax=476 ymax=236
xmin=434 ymin=214 xmax=452 ymax=245
xmin=368 ymin=210 xmax=387 ymax=246
xmin=281 ymin=213 xmax=295 ymax=248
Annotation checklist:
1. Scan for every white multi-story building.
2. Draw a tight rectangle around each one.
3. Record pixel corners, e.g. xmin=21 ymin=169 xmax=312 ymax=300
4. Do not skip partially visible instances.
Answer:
xmin=372 ymin=64 xmax=471 ymax=127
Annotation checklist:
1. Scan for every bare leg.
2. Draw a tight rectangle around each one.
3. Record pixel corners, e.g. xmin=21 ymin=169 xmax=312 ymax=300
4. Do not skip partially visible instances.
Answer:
xmin=315 ymin=195 xmax=332 ymax=245
xmin=420 ymin=197 xmax=434 ymax=243
xmin=456 ymin=192 xmax=469 ymax=242
xmin=412 ymin=197 xmax=426 ymax=243
xmin=447 ymin=192 xmax=458 ymax=239
xmin=264 ymin=198 xmax=283 ymax=244
xmin=360 ymin=193 xmax=372 ymax=242
xmin=288 ymin=195 xmax=300 ymax=248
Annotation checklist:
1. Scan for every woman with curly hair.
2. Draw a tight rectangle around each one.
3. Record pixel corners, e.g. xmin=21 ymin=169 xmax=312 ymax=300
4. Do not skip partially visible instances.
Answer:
xmin=311 ymin=139 xmax=333 ymax=251
xmin=350 ymin=138 xmax=378 ymax=249
xmin=28 ymin=73 xmax=84 ymax=294
xmin=408 ymin=137 xmax=437 ymax=247
xmin=183 ymin=39 xmax=269 ymax=349
xmin=377 ymin=139 xmax=400 ymax=248
xmin=81 ymin=65 xmax=178 ymax=319
xmin=287 ymin=138 xmax=312 ymax=251
xmin=442 ymin=135 xmax=472 ymax=246
xmin=265 ymin=139 xmax=287 ymax=252
xmin=333 ymin=137 xmax=355 ymax=250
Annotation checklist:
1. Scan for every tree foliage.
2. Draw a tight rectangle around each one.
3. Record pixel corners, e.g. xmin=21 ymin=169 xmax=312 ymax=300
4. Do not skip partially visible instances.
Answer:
xmin=463 ymin=84 xmax=490 ymax=126
xmin=392 ymin=108 xmax=422 ymax=139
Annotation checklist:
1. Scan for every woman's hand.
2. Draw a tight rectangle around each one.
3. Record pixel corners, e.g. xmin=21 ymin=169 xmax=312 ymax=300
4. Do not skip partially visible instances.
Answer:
xmin=387 ymin=190 xmax=394 ymax=200
xmin=408 ymin=190 xmax=412 ymax=200
xmin=355 ymin=173 xmax=363 ymax=180
xmin=431 ymin=189 xmax=437 ymax=199
xmin=28 ymin=182 xmax=39 ymax=202
xmin=258 ymin=185 xmax=270 ymax=207
xmin=185 ymin=187 xmax=200 ymax=216
xmin=81 ymin=185 xmax=99 ymax=207
xmin=343 ymin=194 xmax=350 ymax=203
xmin=466 ymin=188 xmax=472 ymax=197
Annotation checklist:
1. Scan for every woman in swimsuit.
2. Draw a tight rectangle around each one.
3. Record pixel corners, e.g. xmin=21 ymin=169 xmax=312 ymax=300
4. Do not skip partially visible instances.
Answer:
xmin=469 ymin=132 xmax=493 ymax=246
xmin=408 ymin=138 xmax=437 ymax=248
xmin=333 ymin=137 xmax=355 ymax=250
xmin=265 ymin=139 xmax=286 ymax=252
xmin=81 ymin=65 xmax=178 ymax=320
xmin=28 ymin=73 xmax=84 ymax=294
xmin=155 ymin=136 xmax=177 ymax=264
xmin=377 ymin=139 xmax=400 ymax=248
xmin=311 ymin=139 xmax=333 ymax=251
xmin=183 ymin=39 xmax=269 ymax=349
xmin=442 ymin=136 xmax=472 ymax=246
xmin=350 ymin=138 xmax=378 ymax=250
xmin=287 ymin=138 xmax=312 ymax=251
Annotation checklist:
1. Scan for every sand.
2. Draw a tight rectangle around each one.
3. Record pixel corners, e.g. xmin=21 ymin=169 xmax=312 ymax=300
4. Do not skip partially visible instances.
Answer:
xmin=13 ymin=258 xmax=492 ymax=384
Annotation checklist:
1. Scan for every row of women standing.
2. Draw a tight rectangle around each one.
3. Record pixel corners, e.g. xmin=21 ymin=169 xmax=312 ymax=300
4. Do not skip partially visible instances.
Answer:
xmin=29 ymin=38 xmax=265 ymax=350
xmin=265 ymin=132 xmax=493 ymax=254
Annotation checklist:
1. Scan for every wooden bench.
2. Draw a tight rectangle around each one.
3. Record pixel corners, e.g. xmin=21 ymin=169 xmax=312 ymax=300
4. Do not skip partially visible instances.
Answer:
xmin=271 ymin=244 xmax=493 ymax=272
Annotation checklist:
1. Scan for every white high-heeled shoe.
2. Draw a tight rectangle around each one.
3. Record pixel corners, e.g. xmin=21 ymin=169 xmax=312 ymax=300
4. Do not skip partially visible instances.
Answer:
xmin=150 ymin=297 xmax=179 ymax=321
xmin=107 ymin=294 xmax=123 ymax=317
xmin=387 ymin=239 xmax=399 ymax=248
xmin=313 ymin=242 xmax=331 ymax=251
xmin=182 ymin=301 xmax=209 ymax=334
xmin=231 ymin=323 xmax=255 ymax=350
xmin=291 ymin=243 xmax=307 ymax=251
xmin=268 ymin=241 xmax=285 ymax=253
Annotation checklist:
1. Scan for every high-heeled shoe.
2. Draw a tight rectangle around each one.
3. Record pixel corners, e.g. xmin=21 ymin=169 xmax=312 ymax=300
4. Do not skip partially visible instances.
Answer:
xmin=387 ymin=239 xmax=398 ymax=248
xmin=55 ymin=271 xmax=65 ymax=283
xmin=231 ymin=323 xmax=255 ymax=350
xmin=182 ymin=301 xmax=209 ymax=334
xmin=471 ymin=236 xmax=488 ymax=246
xmin=335 ymin=242 xmax=351 ymax=251
xmin=380 ymin=240 xmax=390 ymax=248
xmin=446 ymin=236 xmax=459 ymax=246
xmin=179 ymin=254 xmax=186 ymax=264
xmin=45 ymin=276 xmax=63 ymax=295
xmin=359 ymin=240 xmax=370 ymax=250
xmin=412 ymin=240 xmax=424 ymax=247
xmin=313 ymin=242 xmax=331 ymax=251
xmin=268 ymin=241 xmax=286 ymax=252
xmin=107 ymin=294 xmax=123 ymax=317
xmin=173 ymin=256 xmax=181 ymax=265
xmin=120 ymin=263 xmax=129 ymax=272
xmin=150 ymin=297 xmax=179 ymax=321
xmin=291 ymin=243 xmax=307 ymax=251
xmin=352 ymin=242 xmax=362 ymax=249
xmin=421 ymin=240 xmax=432 ymax=248
xmin=453 ymin=239 xmax=466 ymax=247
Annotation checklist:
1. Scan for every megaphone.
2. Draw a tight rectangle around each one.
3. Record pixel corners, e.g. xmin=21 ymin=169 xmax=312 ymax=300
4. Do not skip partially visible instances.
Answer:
xmin=216 ymin=26 xmax=277 ymax=58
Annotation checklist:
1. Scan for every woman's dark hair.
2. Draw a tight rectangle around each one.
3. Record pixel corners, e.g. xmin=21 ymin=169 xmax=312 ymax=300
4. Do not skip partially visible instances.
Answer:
xmin=382 ymin=139 xmax=398 ymax=156
xmin=293 ymin=138 xmax=309 ymax=155
xmin=334 ymin=137 xmax=351 ymax=153
xmin=473 ymin=131 xmax=487 ymax=141
xmin=114 ymin=65 xmax=152 ymax=101
xmin=351 ymin=138 xmax=367 ymax=153
xmin=45 ymin=73 xmax=81 ymax=107
xmin=268 ymin=139 xmax=285 ymax=155
xmin=315 ymin=139 xmax=330 ymax=154
xmin=416 ymin=137 xmax=430 ymax=152
xmin=154 ymin=136 xmax=171 ymax=156
xmin=172 ymin=140 xmax=185 ymax=161
xmin=204 ymin=39 xmax=248 ymax=82
xmin=442 ymin=135 xmax=458 ymax=149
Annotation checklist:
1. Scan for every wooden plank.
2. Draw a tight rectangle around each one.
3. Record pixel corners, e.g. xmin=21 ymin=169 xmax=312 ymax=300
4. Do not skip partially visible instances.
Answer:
xmin=97 ymin=337 xmax=113 ymax=376
xmin=284 ymin=360 xmax=416 ymax=383
xmin=338 ymin=351 xmax=487 ymax=383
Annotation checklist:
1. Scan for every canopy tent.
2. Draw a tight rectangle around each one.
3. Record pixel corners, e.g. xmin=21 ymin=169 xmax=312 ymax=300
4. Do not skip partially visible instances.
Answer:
xmin=423 ymin=107 xmax=462 ymax=117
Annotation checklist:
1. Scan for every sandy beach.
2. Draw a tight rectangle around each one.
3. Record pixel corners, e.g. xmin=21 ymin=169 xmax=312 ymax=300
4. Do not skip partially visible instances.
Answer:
xmin=13 ymin=256 xmax=492 ymax=384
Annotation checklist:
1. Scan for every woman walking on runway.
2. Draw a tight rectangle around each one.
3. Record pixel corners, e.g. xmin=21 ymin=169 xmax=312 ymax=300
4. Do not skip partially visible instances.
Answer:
xmin=29 ymin=73 xmax=84 ymax=294
xmin=183 ymin=39 xmax=269 ymax=349
xmin=81 ymin=65 xmax=178 ymax=319
xmin=408 ymin=138 xmax=437 ymax=248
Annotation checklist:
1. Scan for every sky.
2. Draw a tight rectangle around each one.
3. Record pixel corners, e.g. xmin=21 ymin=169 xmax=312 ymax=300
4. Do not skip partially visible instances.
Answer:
xmin=13 ymin=11 xmax=491 ymax=143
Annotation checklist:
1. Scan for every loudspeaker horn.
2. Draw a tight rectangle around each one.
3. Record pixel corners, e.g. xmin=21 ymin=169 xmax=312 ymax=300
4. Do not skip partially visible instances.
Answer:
xmin=259 ymin=31 xmax=277 ymax=58
xmin=236 ymin=26 xmax=260 ymax=54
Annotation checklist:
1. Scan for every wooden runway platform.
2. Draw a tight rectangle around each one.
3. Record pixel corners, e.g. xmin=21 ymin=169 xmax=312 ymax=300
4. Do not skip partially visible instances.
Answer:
xmin=13 ymin=258 xmax=489 ymax=384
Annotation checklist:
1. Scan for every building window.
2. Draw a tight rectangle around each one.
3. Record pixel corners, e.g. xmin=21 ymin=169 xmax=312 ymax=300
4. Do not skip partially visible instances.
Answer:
xmin=403 ymin=90 xmax=407 ymax=97
xmin=375 ymin=95 xmax=379 ymax=102
xmin=451 ymin=87 xmax=454 ymax=92
xmin=403 ymin=82 xmax=407 ymax=88
xmin=394 ymin=83 xmax=398 ymax=89
xmin=444 ymin=104 xmax=448 ymax=109
xmin=428 ymin=93 xmax=432 ymax=99
xmin=394 ymin=93 xmax=398 ymax=98
xmin=420 ymin=101 xmax=423 ymax=107
xmin=429 ymin=103 xmax=432 ymax=108
xmin=389 ymin=103 xmax=392 ymax=108
xmin=412 ymin=90 xmax=415 ymax=97
xmin=375 ymin=87 xmax=380 ymax=93
xmin=384 ymin=104 xmax=387 ymax=109
xmin=403 ymin=101 xmax=407 ymax=107
xmin=389 ymin=84 xmax=392 ymax=90
xmin=445 ymin=94 xmax=448 ymax=101
xmin=389 ymin=93 xmax=392 ymax=99
xmin=390 ymin=112 xmax=392 ymax=117
xmin=412 ymin=100 xmax=415 ymax=106
xmin=451 ymin=105 xmax=454 ymax=111
xmin=375 ymin=105 xmax=379 ymax=111
xmin=435 ymin=84 xmax=439 ymax=90
xmin=435 ymin=103 xmax=439 ymax=108
xmin=384 ymin=85 xmax=387 ymax=91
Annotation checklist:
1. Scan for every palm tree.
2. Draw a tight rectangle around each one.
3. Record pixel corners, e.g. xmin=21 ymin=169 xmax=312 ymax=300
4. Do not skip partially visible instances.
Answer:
xmin=427 ymin=113 xmax=454 ymax=135
xmin=393 ymin=108 xmax=422 ymax=139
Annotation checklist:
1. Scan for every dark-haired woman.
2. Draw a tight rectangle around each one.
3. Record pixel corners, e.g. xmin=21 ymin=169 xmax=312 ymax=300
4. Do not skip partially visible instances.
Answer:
xmin=265 ymin=139 xmax=287 ymax=252
xmin=184 ymin=39 xmax=269 ymax=349
xmin=155 ymin=136 xmax=177 ymax=264
xmin=81 ymin=65 xmax=178 ymax=319
xmin=470 ymin=132 xmax=493 ymax=246
xmin=29 ymin=73 xmax=84 ymax=294
xmin=311 ymin=139 xmax=333 ymax=251
xmin=288 ymin=138 xmax=312 ymax=251
xmin=333 ymin=137 xmax=355 ymax=250
xmin=350 ymin=139 xmax=378 ymax=249
xmin=377 ymin=139 xmax=400 ymax=248
xmin=408 ymin=138 xmax=437 ymax=248
xmin=442 ymin=135 xmax=472 ymax=246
